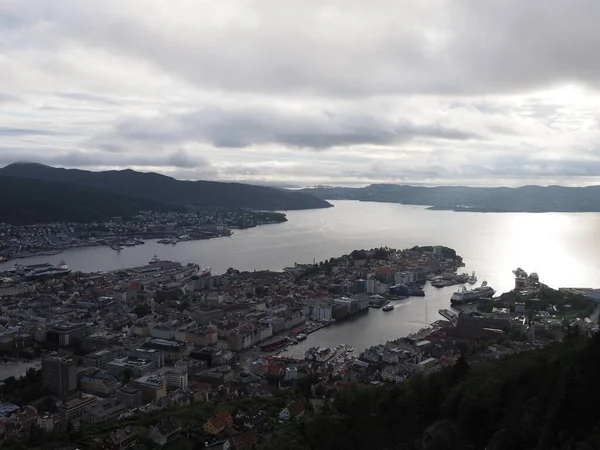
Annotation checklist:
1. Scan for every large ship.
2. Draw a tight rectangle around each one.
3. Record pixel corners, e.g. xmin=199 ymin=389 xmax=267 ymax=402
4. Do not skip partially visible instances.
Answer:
xmin=198 ymin=266 xmax=211 ymax=278
xmin=450 ymin=281 xmax=495 ymax=305
xmin=13 ymin=261 xmax=71 ymax=280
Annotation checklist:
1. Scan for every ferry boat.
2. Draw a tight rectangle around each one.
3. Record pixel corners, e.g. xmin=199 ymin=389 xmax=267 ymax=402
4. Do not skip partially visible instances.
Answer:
xmin=305 ymin=346 xmax=333 ymax=362
xmin=14 ymin=261 xmax=71 ymax=280
xmin=431 ymin=278 xmax=449 ymax=288
xmin=149 ymin=255 xmax=173 ymax=265
xmin=408 ymin=286 xmax=425 ymax=297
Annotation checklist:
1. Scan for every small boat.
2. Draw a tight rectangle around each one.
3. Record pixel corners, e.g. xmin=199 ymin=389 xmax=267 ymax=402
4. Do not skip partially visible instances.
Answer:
xmin=382 ymin=304 xmax=394 ymax=312
xmin=296 ymin=333 xmax=307 ymax=341
xmin=431 ymin=278 xmax=448 ymax=288
xmin=468 ymin=271 xmax=478 ymax=284
xmin=149 ymin=255 xmax=172 ymax=265
xmin=347 ymin=347 xmax=354 ymax=352
xmin=0 ymin=257 xmax=8 ymax=263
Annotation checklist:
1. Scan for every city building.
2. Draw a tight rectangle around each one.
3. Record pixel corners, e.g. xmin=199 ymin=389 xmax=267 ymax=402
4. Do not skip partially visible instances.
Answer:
xmin=79 ymin=369 xmax=119 ymax=397
xmin=83 ymin=398 xmax=127 ymax=424
xmin=84 ymin=348 xmax=123 ymax=370
xmin=126 ymin=348 xmax=165 ymax=368
xmin=58 ymin=394 xmax=98 ymax=423
xmin=42 ymin=354 xmax=78 ymax=399
xmin=141 ymin=339 xmax=189 ymax=362
xmin=107 ymin=357 xmax=156 ymax=379
xmin=285 ymin=365 xmax=298 ymax=381
xmin=116 ymin=386 xmax=143 ymax=409
xmin=82 ymin=333 xmax=121 ymax=353
xmin=46 ymin=322 xmax=92 ymax=347
xmin=163 ymin=367 xmax=188 ymax=391
xmin=134 ymin=374 xmax=167 ymax=404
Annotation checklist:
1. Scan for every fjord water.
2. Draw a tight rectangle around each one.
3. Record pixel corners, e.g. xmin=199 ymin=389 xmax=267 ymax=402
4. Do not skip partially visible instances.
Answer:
xmin=3 ymin=200 xmax=600 ymax=354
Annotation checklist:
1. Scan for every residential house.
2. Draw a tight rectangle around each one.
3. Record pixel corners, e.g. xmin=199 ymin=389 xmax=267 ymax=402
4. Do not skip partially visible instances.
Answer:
xmin=101 ymin=426 xmax=138 ymax=450
xmin=228 ymin=432 xmax=257 ymax=450
xmin=149 ymin=418 xmax=182 ymax=447
xmin=279 ymin=400 xmax=305 ymax=421
xmin=203 ymin=410 xmax=234 ymax=435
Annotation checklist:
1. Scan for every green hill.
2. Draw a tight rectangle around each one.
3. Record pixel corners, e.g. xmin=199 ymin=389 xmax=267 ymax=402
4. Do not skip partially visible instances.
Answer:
xmin=300 ymin=183 xmax=600 ymax=212
xmin=1 ymin=175 xmax=183 ymax=224
xmin=0 ymin=162 xmax=332 ymax=211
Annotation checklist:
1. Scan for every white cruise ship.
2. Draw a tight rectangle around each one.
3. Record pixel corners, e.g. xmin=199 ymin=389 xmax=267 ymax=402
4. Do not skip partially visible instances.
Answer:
xmin=450 ymin=281 xmax=495 ymax=305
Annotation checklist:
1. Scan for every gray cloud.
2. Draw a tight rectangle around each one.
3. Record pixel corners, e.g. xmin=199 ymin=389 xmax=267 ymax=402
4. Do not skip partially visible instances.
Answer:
xmin=101 ymin=106 xmax=477 ymax=150
xmin=5 ymin=1 xmax=600 ymax=96
xmin=0 ymin=127 xmax=56 ymax=136
xmin=2 ymin=1 xmax=600 ymax=187
xmin=0 ymin=147 xmax=214 ymax=173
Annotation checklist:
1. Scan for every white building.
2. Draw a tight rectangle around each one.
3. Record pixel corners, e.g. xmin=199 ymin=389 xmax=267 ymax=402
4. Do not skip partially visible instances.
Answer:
xmin=285 ymin=365 xmax=298 ymax=381
xmin=394 ymin=271 xmax=416 ymax=285
xmin=164 ymin=368 xmax=188 ymax=390
xmin=312 ymin=304 xmax=332 ymax=321
xmin=366 ymin=279 xmax=376 ymax=294
xmin=375 ymin=282 xmax=389 ymax=295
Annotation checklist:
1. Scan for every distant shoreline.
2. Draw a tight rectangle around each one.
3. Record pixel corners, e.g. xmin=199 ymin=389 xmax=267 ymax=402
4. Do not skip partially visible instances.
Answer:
xmin=321 ymin=198 xmax=600 ymax=213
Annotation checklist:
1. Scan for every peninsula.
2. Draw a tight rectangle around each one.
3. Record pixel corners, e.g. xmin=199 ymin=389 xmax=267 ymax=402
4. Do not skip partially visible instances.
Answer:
xmin=0 ymin=246 xmax=597 ymax=449
xmin=299 ymin=183 xmax=600 ymax=213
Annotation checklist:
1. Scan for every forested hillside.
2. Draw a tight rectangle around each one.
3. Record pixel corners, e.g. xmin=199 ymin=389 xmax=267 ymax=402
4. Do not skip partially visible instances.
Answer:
xmin=1 ymin=176 xmax=182 ymax=224
xmin=1 ymin=163 xmax=332 ymax=211
xmin=261 ymin=330 xmax=600 ymax=449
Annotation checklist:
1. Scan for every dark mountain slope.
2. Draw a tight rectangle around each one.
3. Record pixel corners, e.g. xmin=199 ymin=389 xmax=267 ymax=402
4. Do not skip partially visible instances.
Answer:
xmin=0 ymin=175 xmax=183 ymax=224
xmin=0 ymin=163 xmax=331 ymax=210
xmin=300 ymin=183 xmax=600 ymax=212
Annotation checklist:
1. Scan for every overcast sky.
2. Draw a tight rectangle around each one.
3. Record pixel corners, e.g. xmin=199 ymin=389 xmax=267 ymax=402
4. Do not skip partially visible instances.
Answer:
xmin=3 ymin=0 xmax=600 ymax=187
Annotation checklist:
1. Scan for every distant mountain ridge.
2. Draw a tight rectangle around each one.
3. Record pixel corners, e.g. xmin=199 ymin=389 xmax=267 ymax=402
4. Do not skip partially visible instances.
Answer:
xmin=299 ymin=183 xmax=600 ymax=212
xmin=1 ymin=163 xmax=332 ymax=211
xmin=0 ymin=175 xmax=183 ymax=224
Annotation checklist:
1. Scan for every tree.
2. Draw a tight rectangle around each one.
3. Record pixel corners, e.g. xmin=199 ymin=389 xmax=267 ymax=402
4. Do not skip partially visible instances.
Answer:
xmin=133 ymin=304 xmax=151 ymax=318
xmin=451 ymin=353 xmax=470 ymax=385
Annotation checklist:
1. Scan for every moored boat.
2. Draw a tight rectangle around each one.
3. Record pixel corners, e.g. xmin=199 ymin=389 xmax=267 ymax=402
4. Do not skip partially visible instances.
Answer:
xmin=450 ymin=281 xmax=495 ymax=305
